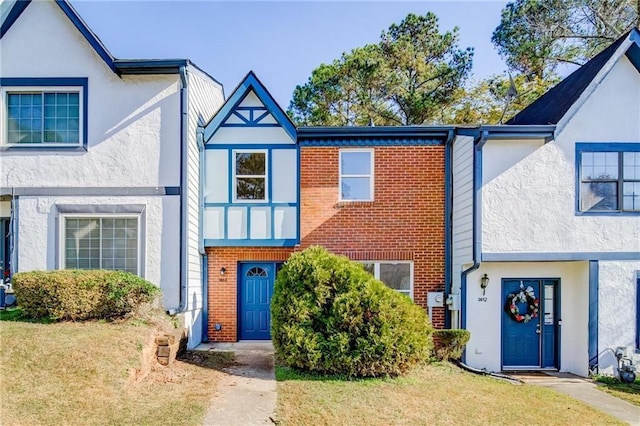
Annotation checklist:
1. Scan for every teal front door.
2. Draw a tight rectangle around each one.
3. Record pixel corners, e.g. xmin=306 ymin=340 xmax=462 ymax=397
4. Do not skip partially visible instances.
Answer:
xmin=502 ymin=279 xmax=559 ymax=369
xmin=239 ymin=263 xmax=274 ymax=340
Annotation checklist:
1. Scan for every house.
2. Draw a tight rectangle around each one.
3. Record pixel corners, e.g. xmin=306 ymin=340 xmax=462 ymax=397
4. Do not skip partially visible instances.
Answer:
xmin=200 ymin=72 xmax=451 ymax=341
xmin=0 ymin=0 xmax=224 ymax=348
xmin=452 ymin=29 xmax=640 ymax=376
xmin=3 ymin=1 xmax=637 ymax=378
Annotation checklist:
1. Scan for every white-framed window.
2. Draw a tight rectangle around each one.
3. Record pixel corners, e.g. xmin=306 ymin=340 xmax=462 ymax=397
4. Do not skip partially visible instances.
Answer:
xmin=233 ymin=150 xmax=267 ymax=202
xmin=60 ymin=215 xmax=140 ymax=274
xmin=339 ymin=148 xmax=374 ymax=201
xmin=2 ymin=86 xmax=84 ymax=147
xmin=362 ymin=261 xmax=413 ymax=298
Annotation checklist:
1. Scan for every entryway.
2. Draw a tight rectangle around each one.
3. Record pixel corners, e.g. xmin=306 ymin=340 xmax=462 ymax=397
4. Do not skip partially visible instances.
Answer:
xmin=502 ymin=279 xmax=560 ymax=370
xmin=238 ymin=263 xmax=275 ymax=340
xmin=0 ymin=218 xmax=10 ymax=277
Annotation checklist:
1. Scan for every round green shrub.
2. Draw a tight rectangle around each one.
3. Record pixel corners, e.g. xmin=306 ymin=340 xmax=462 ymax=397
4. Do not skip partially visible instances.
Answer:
xmin=271 ymin=246 xmax=432 ymax=377
xmin=12 ymin=270 xmax=160 ymax=321
xmin=433 ymin=329 xmax=471 ymax=361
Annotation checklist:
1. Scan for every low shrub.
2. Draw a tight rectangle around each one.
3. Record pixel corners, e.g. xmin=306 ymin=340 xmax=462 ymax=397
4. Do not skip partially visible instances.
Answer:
xmin=12 ymin=270 xmax=160 ymax=321
xmin=433 ymin=329 xmax=471 ymax=361
xmin=271 ymin=246 xmax=432 ymax=377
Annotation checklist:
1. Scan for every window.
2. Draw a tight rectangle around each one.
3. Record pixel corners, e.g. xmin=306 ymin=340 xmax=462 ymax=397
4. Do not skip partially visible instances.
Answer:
xmin=340 ymin=149 xmax=373 ymax=201
xmin=3 ymin=86 xmax=84 ymax=146
xmin=62 ymin=216 xmax=139 ymax=274
xmin=362 ymin=261 xmax=412 ymax=298
xmin=577 ymin=144 xmax=640 ymax=213
xmin=234 ymin=151 xmax=267 ymax=201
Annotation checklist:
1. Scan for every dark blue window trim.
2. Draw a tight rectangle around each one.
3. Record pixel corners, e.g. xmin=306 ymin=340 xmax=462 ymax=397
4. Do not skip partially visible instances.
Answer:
xmin=575 ymin=142 xmax=640 ymax=216
xmin=1 ymin=77 xmax=88 ymax=151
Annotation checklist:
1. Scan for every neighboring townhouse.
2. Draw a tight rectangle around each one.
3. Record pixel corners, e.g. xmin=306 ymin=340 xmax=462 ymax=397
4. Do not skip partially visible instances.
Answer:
xmin=452 ymin=29 xmax=640 ymax=376
xmin=0 ymin=0 xmax=224 ymax=347
xmin=200 ymin=72 xmax=451 ymax=341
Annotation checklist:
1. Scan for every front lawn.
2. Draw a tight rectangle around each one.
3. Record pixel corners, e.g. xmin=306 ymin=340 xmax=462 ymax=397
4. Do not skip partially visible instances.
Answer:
xmin=0 ymin=309 xmax=233 ymax=426
xmin=596 ymin=376 xmax=640 ymax=407
xmin=276 ymin=363 xmax=624 ymax=425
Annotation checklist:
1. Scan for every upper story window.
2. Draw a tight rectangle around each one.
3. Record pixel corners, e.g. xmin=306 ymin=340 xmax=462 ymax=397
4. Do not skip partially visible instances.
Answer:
xmin=2 ymin=83 xmax=85 ymax=148
xmin=340 ymin=149 xmax=374 ymax=201
xmin=577 ymin=143 xmax=640 ymax=214
xmin=362 ymin=261 xmax=413 ymax=299
xmin=234 ymin=150 xmax=267 ymax=201
xmin=1 ymin=78 xmax=87 ymax=149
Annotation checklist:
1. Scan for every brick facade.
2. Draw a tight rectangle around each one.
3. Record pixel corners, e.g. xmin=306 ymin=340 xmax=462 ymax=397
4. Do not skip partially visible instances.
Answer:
xmin=206 ymin=144 xmax=446 ymax=341
xmin=206 ymin=247 xmax=293 ymax=342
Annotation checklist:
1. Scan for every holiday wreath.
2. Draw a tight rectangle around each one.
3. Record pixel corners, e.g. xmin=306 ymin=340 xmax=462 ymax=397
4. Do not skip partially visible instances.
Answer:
xmin=505 ymin=286 xmax=539 ymax=323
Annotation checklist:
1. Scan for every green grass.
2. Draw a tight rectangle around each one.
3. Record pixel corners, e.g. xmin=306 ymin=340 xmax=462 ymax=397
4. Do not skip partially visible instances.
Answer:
xmin=596 ymin=375 xmax=640 ymax=406
xmin=0 ymin=314 xmax=234 ymax=426
xmin=276 ymin=363 xmax=625 ymax=425
xmin=0 ymin=307 xmax=53 ymax=323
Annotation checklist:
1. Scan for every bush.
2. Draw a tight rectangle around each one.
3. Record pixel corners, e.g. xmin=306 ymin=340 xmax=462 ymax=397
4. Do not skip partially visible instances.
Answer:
xmin=432 ymin=329 xmax=470 ymax=361
xmin=271 ymin=246 xmax=432 ymax=377
xmin=12 ymin=270 xmax=160 ymax=321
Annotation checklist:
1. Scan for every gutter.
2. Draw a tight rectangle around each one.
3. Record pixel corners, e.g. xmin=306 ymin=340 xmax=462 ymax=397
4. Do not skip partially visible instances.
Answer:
xmin=444 ymin=129 xmax=454 ymax=328
xmin=459 ymin=130 xmax=488 ymax=331
xmin=197 ymin=127 xmax=209 ymax=341
xmin=174 ymin=65 xmax=189 ymax=314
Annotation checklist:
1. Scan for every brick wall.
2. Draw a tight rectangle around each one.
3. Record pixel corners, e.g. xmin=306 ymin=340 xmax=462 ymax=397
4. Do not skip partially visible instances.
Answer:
xmin=206 ymin=144 xmax=446 ymax=341
xmin=206 ymin=247 xmax=293 ymax=342
xmin=300 ymin=145 xmax=446 ymax=327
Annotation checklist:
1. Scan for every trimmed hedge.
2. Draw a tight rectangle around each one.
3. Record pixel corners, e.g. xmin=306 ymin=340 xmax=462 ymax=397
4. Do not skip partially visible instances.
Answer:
xmin=271 ymin=246 xmax=432 ymax=377
xmin=12 ymin=270 xmax=160 ymax=321
xmin=433 ymin=329 xmax=471 ymax=361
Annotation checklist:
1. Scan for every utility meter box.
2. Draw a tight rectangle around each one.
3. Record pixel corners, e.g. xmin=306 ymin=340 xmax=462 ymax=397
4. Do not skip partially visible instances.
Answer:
xmin=427 ymin=292 xmax=444 ymax=307
xmin=446 ymin=294 xmax=461 ymax=311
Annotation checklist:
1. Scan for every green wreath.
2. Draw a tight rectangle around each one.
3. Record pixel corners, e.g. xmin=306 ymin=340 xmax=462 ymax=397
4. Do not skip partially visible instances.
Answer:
xmin=505 ymin=287 xmax=539 ymax=323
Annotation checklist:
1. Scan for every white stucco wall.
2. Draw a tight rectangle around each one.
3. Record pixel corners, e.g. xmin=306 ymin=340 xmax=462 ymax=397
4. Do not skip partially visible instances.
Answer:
xmin=0 ymin=0 xmax=181 ymax=188
xmin=465 ymin=262 xmax=590 ymax=376
xmin=481 ymin=56 xmax=640 ymax=254
xmin=15 ymin=195 xmax=181 ymax=308
xmin=597 ymin=260 xmax=640 ymax=375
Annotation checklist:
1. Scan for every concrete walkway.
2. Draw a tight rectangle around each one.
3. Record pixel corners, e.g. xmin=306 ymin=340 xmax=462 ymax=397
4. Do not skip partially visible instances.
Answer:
xmin=515 ymin=372 xmax=640 ymax=425
xmin=197 ymin=342 xmax=277 ymax=426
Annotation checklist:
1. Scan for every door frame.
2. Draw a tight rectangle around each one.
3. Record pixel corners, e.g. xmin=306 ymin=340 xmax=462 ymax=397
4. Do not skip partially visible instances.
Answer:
xmin=0 ymin=218 xmax=10 ymax=278
xmin=237 ymin=262 xmax=277 ymax=341
xmin=500 ymin=277 xmax=561 ymax=370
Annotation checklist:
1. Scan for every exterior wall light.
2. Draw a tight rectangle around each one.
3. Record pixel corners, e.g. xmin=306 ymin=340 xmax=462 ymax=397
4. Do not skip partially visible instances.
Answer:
xmin=220 ymin=267 xmax=226 ymax=276
xmin=480 ymin=273 xmax=489 ymax=296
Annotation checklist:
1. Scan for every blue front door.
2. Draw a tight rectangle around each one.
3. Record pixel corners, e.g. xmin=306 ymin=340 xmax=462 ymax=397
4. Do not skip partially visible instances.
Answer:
xmin=239 ymin=263 xmax=274 ymax=340
xmin=502 ymin=279 xmax=559 ymax=369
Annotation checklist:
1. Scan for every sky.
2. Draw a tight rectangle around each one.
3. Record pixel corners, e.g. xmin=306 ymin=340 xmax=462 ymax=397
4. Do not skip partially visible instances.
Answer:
xmin=71 ymin=0 xmax=509 ymax=108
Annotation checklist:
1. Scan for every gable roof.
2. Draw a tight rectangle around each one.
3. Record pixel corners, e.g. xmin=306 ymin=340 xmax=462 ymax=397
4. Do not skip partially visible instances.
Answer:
xmin=0 ymin=0 xmax=220 ymax=82
xmin=203 ymin=71 xmax=297 ymax=142
xmin=507 ymin=28 xmax=640 ymax=126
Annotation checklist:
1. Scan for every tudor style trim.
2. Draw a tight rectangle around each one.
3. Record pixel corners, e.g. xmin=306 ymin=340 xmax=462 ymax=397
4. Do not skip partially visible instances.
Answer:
xmin=203 ymin=71 xmax=297 ymax=143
